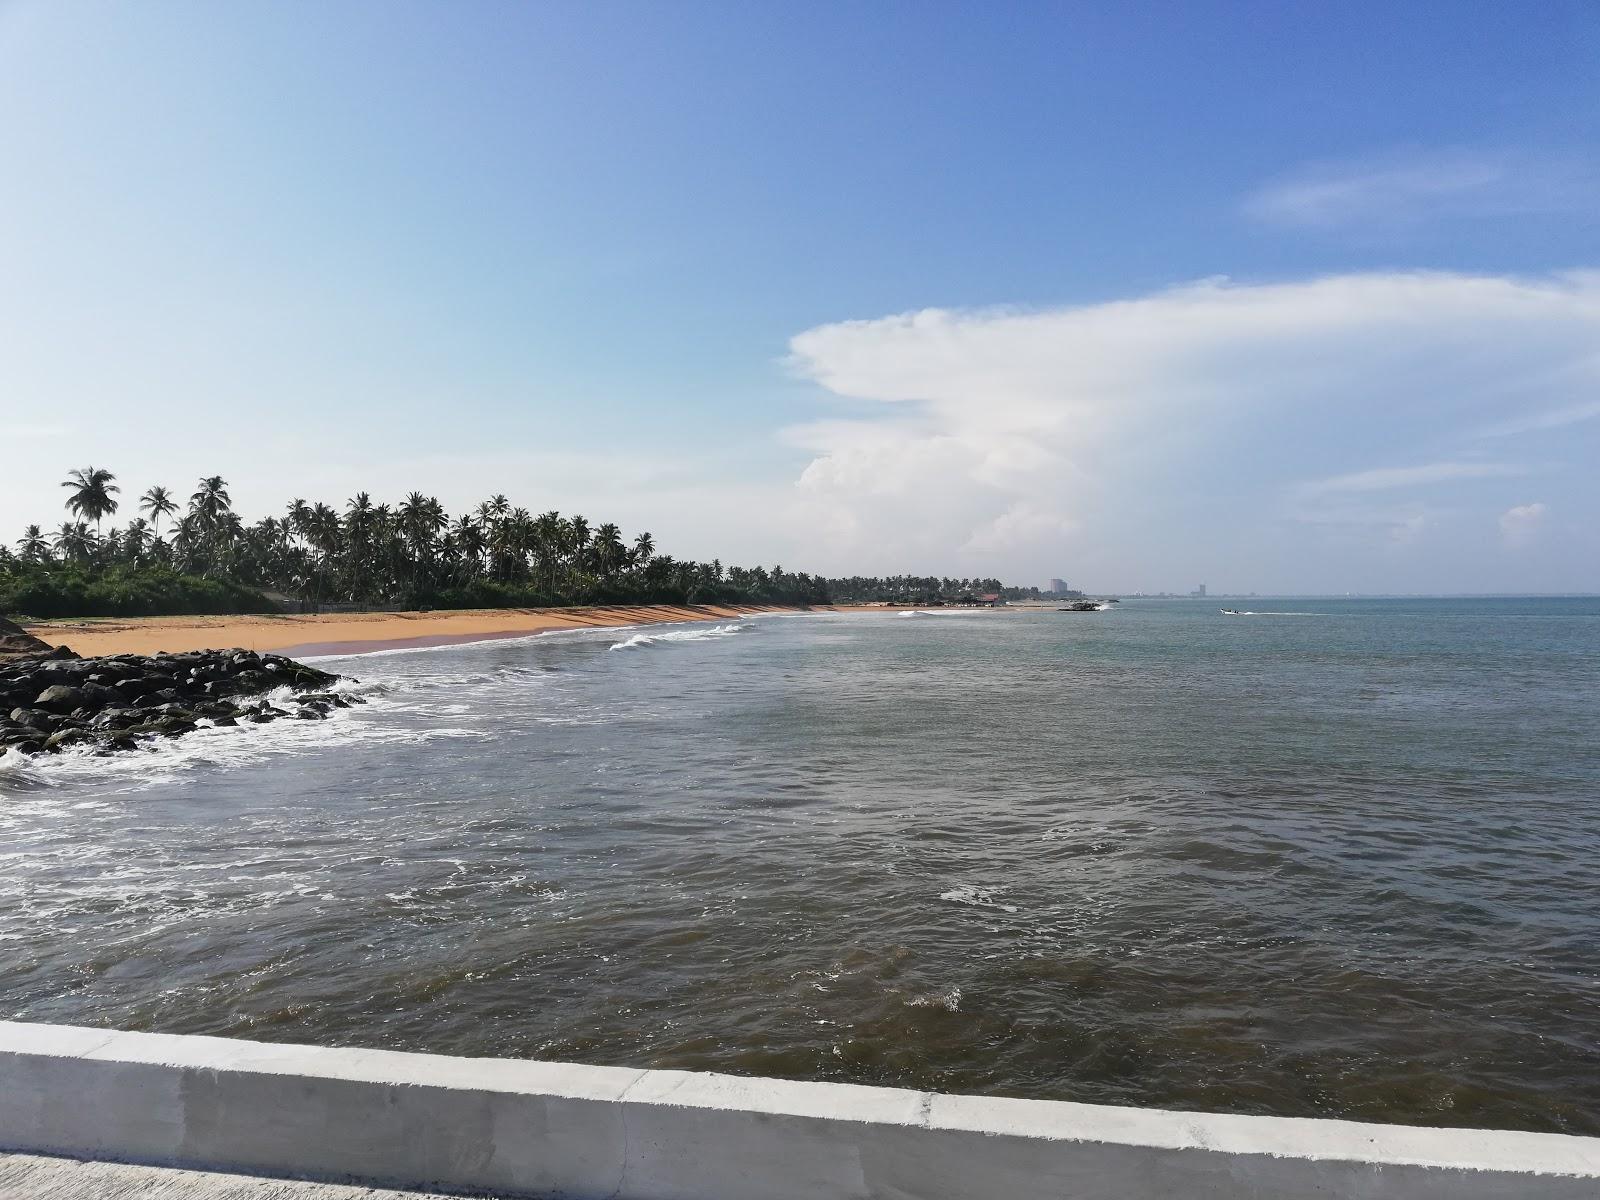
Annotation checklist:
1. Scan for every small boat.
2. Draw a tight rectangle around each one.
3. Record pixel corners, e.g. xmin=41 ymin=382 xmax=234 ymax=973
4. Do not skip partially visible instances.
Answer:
xmin=1221 ymin=608 xmax=1243 ymax=615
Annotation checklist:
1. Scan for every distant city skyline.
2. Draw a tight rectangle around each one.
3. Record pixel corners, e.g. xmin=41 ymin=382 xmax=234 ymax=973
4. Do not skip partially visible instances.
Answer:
xmin=3 ymin=3 xmax=1598 ymax=593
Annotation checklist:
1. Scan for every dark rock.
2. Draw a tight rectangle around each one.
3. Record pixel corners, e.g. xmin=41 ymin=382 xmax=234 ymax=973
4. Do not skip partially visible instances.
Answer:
xmin=43 ymin=727 xmax=96 ymax=751
xmin=10 ymin=708 xmax=56 ymax=733
xmin=35 ymin=684 xmax=86 ymax=713
xmin=0 ymin=616 xmax=57 ymax=664
xmin=3 ymin=646 xmax=343 ymax=755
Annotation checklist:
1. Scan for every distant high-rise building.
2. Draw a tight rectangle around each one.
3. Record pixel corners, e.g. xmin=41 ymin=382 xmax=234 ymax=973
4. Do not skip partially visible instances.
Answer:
xmin=1192 ymin=583 xmax=1207 ymax=597
xmin=1048 ymin=577 xmax=1068 ymax=595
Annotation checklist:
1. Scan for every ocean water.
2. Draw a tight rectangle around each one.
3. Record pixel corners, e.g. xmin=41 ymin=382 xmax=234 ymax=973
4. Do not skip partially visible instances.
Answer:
xmin=3 ymin=598 xmax=1599 ymax=1134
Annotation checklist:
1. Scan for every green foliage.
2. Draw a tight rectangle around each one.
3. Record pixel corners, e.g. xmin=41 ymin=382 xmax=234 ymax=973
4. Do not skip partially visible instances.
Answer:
xmin=9 ymin=466 xmax=1024 ymax=619
xmin=0 ymin=564 xmax=271 ymax=619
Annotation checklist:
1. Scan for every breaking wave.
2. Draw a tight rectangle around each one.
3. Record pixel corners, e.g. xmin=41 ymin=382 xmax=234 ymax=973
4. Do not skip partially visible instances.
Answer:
xmin=0 ymin=677 xmax=475 ymax=794
xmin=608 ymin=622 xmax=750 ymax=651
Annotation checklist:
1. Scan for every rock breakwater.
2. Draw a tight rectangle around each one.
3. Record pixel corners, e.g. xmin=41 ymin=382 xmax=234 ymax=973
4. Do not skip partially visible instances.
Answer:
xmin=0 ymin=646 xmax=357 ymax=757
xmin=0 ymin=616 xmax=54 ymax=664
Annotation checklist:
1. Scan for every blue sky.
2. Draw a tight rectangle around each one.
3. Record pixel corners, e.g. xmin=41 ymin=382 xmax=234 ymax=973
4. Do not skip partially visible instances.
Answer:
xmin=3 ymin=1 xmax=1598 ymax=592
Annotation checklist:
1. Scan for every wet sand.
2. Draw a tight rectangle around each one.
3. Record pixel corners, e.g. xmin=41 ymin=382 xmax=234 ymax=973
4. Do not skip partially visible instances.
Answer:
xmin=24 ymin=604 xmax=843 ymax=658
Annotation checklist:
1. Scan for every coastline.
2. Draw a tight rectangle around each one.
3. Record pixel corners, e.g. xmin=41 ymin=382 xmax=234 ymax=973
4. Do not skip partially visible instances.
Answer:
xmin=22 ymin=603 xmax=849 ymax=659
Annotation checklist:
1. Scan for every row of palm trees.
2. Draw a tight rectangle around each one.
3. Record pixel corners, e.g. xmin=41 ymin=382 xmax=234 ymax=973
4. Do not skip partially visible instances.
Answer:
xmin=7 ymin=466 xmax=831 ymax=610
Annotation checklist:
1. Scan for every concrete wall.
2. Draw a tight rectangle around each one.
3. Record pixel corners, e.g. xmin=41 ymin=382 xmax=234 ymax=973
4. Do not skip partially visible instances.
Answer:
xmin=2 ymin=1021 xmax=1598 ymax=1199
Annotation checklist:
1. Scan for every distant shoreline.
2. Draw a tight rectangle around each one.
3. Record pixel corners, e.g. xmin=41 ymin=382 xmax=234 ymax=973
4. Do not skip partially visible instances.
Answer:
xmin=23 ymin=603 xmax=867 ymax=659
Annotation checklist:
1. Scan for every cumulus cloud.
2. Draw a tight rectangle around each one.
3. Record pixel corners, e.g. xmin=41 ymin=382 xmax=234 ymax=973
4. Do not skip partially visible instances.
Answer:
xmin=1245 ymin=150 xmax=1599 ymax=229
xmin=1499 ymin=502 xmax=1548 ymax=547
xmin=782 ymin=271 xmax=1600 ymax=580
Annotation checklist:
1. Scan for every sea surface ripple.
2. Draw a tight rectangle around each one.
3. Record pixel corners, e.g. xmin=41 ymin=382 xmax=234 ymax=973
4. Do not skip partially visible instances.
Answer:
xmin=3 ymin=598 xmax=1598 ymax=1134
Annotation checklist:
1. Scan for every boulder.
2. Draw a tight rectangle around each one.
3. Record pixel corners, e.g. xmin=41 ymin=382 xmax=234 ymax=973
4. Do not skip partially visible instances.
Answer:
xmin=113 ymin=677 xmax=160 ymax=700
xmin=3 ymin=646 xmax=345 ymax=755
xmin=43 ymin=727 xmax=95 ymax=752
xmin=79 ymin=680 xmax=122 ymax=706
xmin=11 ymin=707 xmax=57 ymax=732
xmin=0 ymin=616 xmax=57 ymax=664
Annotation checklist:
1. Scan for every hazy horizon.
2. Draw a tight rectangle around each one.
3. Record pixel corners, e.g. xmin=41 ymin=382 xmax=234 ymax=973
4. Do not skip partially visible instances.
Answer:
xmin=4 ymin=3 xmax=1598 ymax=595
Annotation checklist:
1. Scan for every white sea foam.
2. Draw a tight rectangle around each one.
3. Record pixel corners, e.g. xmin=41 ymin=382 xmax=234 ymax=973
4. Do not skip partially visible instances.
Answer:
xmin=896 ymin=609 xmax=967 ymax=618
xmin=939 ymin=885 xmax=1020 ymax=913
xmin=905 ymin=985 xmax=962 ymax=1012
xmin=608 ymin=622 xmax=750 ymax=651
xmin=0 ymin=678 xmax=478 ymax=795
xmin=302 ymin=623 xmax=652 ymax=662
xmin=1224 ymin=611 xmax=1324 ymax=617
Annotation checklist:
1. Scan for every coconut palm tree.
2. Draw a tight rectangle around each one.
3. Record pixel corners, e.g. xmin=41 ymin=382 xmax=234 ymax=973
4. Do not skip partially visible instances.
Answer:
xmin=16 ymin=525 xmax=51 ymax=563
xmin=189 ymin=476 xmax=232 ymax=530
xmin=122 ymin=517 xmax=151 ymax=563
xmin=448 ymin=514 xmax=485 ymax=584
xmin=61 ymin=466 xmax=120 ymax=535
xmin=52 ymin=521 xmax=95 ymax=565
xmin=139 ymin=485 xmax=178 ymax=542
xmin=12 ymin=466 xmax=844 ymax=611
xmin=593 ymin=523 xmax=626 ymax=579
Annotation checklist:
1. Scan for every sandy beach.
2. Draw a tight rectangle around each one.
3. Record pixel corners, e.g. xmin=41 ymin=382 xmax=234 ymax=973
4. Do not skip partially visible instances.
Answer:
xmin=23 ymin=604 xmax=842 ymax=659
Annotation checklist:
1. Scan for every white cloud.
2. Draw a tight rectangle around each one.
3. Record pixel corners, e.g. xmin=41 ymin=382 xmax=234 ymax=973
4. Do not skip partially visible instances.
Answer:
xmin=1298 ymin=461 xmax=1524 ymax=495
xmin=1245 ymin=150 xmax=1598 ymax=229
xmin=783 ymin=271 xmax=1600 ymax=583
xmin=1499 ymin=502 xmax=1548 ymax=547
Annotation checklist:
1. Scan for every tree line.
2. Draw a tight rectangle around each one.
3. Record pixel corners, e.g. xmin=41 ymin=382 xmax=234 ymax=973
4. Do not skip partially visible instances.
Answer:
xmin=1 ymin=466 xmax=833 ymax=617
xmin=826 ymin=575 xmax=1043 ymax=604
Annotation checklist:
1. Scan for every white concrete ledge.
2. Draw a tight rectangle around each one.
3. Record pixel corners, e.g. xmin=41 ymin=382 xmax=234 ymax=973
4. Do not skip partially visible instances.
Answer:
xmin=2 ymin=1020 xmax=1598 ymax=1198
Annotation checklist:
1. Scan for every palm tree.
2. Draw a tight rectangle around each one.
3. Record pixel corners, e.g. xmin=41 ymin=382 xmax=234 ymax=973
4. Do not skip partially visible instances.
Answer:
xmin=123 ymin=518 xmax=151 ymax=563
xmin=286 ymin=498 xmax=312 ymax=543
xmin=593 ymin=523 xmax=626 ymax=579
xmin=448 ymin=515 xmax=485 ymax=584
xmin=62 ymin=466 xmax=119 ymax=535
xmin=12 ymin=467 xmax=841 ymax=612
xmin=139 ymin=485 xmax=178 ymax=542
xmin=16 ymin=525 xmax=50 ymax=563
xmin=189 ymin=475 xmax=232 ymax=529
xmin=52 ymin=521 xmax=95 ymax=565
xmin=567 ymin=515 xmax=590 ymax=594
